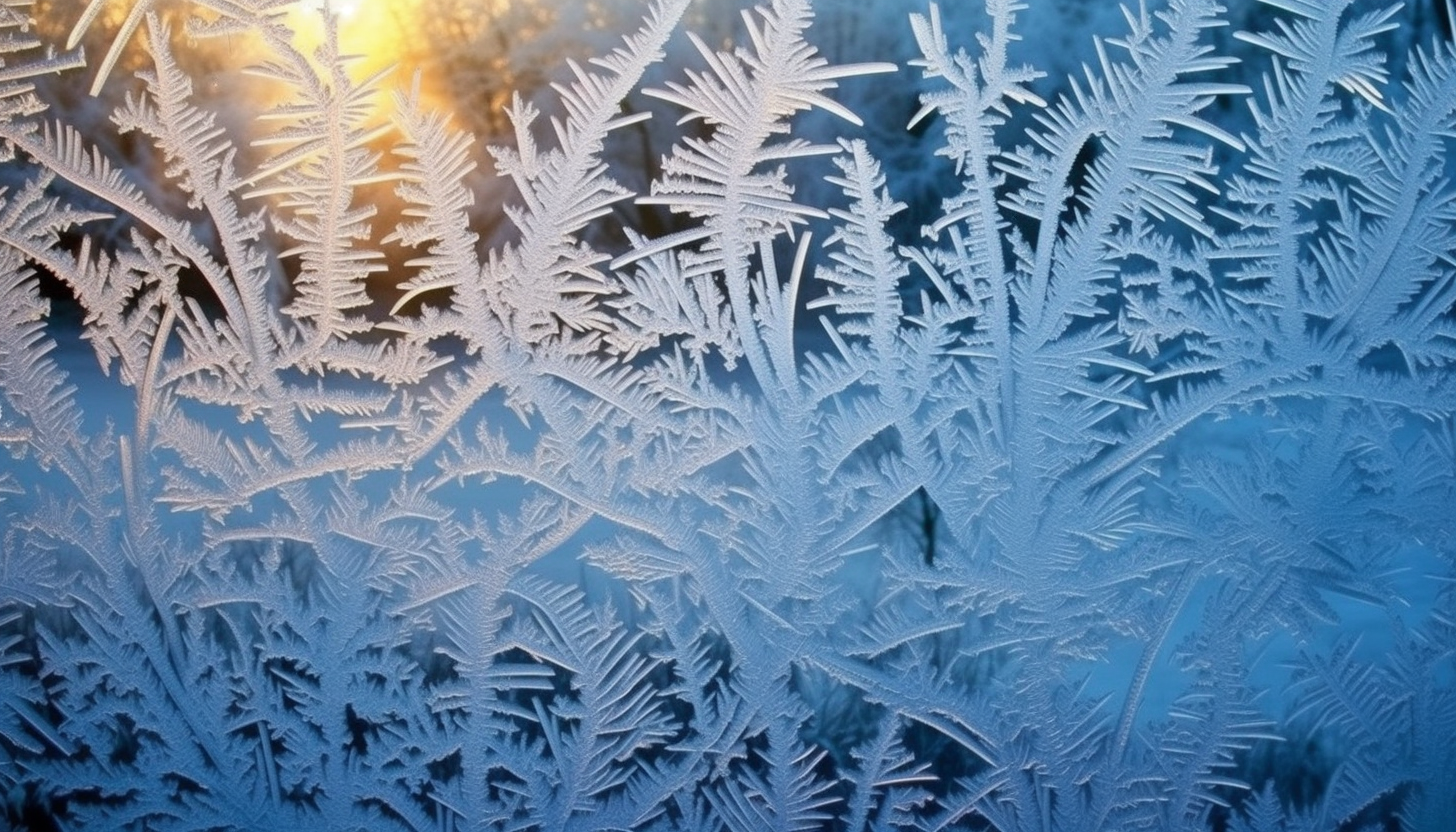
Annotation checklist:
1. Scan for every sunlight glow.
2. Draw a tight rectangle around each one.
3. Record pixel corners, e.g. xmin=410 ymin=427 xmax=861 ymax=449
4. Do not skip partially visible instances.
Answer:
xmin=287 ymin=0 xmax=408 ymax=68
xmin=298 ymin=0 xmax=360 ymax=19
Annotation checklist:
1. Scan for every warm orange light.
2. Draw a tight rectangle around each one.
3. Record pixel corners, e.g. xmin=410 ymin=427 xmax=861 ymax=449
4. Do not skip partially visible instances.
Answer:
xmin=296 ymin=0 xmax=359 ymax=20
xmin=286 ymin=0 xmax=402 ymax=69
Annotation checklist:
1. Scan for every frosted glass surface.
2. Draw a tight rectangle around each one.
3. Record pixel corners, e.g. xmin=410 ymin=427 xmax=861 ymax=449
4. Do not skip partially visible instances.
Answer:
xmin=0 ymin=0 xmax=1452 ymax=829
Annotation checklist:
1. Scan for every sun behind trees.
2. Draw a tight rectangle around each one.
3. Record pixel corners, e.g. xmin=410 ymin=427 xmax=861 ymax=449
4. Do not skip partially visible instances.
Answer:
xmin=24 ymin=0 xmax=661 ymax=315
xmin=34 ymin=0 xmax=637 ymax=138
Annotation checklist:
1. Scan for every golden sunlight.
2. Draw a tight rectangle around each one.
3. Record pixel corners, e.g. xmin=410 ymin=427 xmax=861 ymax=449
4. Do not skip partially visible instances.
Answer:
xmin=278 ymin=0 xmax=598 ymax=138
xmin=294 ymin=0 xmax=360 ymax=21
xmin=33 ymin=0 xmax=630 ymax=154
xmin=286 ymin=0 xmax=411 ymax=71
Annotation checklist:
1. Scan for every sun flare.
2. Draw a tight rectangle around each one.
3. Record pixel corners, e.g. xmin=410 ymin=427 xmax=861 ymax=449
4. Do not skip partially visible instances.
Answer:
xmin=297 ymin=0 xmax=359 ymax=19
xmin=287 ymin=0 xmax=409 ymax=69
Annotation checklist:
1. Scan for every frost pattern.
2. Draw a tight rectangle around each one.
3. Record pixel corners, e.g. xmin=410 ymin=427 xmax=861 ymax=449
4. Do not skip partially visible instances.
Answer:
xmin=1 ymin=0 xmax=1454 ymax=829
